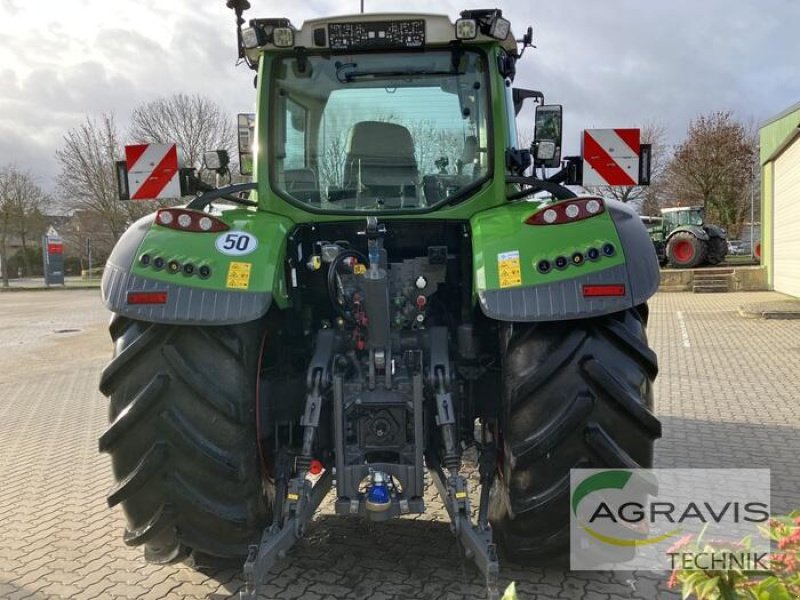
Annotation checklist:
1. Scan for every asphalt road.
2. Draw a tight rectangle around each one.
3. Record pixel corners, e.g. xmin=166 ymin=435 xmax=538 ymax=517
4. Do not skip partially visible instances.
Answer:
xmin=1 ymin=289 xmax=798 ymax=599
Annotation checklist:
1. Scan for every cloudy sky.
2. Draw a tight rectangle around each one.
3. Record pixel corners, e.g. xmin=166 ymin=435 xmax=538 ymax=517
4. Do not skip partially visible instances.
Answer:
xmin=1 ymin=0 xmax=798 ymax=192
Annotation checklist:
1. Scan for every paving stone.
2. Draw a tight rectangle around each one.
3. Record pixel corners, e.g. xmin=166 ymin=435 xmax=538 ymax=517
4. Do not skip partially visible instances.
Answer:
xmin=1 ymin=290 xmax=797 ymax=598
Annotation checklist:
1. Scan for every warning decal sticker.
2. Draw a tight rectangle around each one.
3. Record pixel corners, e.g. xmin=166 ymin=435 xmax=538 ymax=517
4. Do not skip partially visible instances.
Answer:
xmin=226 ymin=261 xmax=252 ymax=289
xmin=497 ymin=251 xmax=522 ymax=288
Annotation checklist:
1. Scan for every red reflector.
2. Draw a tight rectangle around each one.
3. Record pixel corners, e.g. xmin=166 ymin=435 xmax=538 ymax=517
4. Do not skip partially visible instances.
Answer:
xmin=582 ymin=284 xmax=626 ymax=297
xmin=127 ymin=291 xmax=168 ymax=305
xmin=154 ymin=208 xmax=229 ymax=232
xmin=526 ymin=197 xmax=605 ymax=226
xmin=47 ymin=243 xmax=64 ymax=254
xmin=308 ymin=460 xmax=323 ymax=475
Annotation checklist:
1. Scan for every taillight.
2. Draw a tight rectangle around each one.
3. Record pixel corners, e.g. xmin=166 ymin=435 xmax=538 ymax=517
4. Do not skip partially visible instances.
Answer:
xmin=526 ymin=197 xmax=605 ymax=225
xmin=582 ymin=284 xmax=626 ymax=297
xmin=127 ymin=291 xmax=168 ymax=304
xmin=155 ymin=209 xmax=229 ymax=232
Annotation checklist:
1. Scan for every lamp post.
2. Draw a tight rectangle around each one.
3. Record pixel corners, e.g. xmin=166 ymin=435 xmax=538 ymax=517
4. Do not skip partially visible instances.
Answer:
xmin=86 ymin=237 xmax=92 ymax=280
xmin=750 ymin=149 xmax=757 ymax=260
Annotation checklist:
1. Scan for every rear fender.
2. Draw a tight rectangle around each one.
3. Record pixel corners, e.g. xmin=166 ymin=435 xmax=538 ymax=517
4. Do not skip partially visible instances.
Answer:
xmin=101 ymin=209 xmax=293 ymax=325
xmin=703 ymin=224 xmax=727 ymax=239
xmin=471 ymin=198 xmax=659 ymax=321
xmin=667 ymin=224 xmax=709 ymax=242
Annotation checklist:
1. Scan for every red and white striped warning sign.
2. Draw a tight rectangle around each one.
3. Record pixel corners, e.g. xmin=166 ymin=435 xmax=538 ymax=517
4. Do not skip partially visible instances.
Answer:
xmin=581 ymin=129 xmax=640 ymax=187
xmin=125 ymin=144 xmax=181 ymax=200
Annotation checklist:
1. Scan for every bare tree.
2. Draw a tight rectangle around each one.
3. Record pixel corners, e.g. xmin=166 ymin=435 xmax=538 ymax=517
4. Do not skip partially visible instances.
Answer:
xmin=586 ymin=121 xmax=669 ymax=214
xmin=55 ymin=114 xmax=151 ymax=254
xmin=0 ymin=167 xmax=48 ymax=286
xmin=405 ymin=120 xmax=465 ymax=175
xmin=129 ymin=94 xmax=236 ymax=170
xmin=665 ymin=111 xmax=756 ymax=236
xmin=318 ymin=128 xmax=348 ymax=190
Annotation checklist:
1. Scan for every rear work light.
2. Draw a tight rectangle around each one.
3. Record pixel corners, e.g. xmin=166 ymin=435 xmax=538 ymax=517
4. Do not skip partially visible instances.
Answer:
xmin=455 ymin=18 xmax=478 ymax=39
xmin=127 ymin=291 xmax=168 ymax=305
xmin=155 ymin=209 xmax=229 ymax=233
xmin=582 ymin=284 xmax=626 ymax=298
xmin=526 ymin=197 xmax=605 ymax=226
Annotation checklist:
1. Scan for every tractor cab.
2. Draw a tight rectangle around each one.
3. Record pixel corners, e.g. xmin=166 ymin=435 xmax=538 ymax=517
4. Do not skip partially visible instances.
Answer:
xmin=225 ymin=6 xmax=578 ymax=217
xmin=661 ymin=206 xmax=705 ymax=232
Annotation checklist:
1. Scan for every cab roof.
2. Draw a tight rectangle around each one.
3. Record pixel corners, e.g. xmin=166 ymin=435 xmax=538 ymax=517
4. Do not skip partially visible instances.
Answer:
xmin=243 ymin=11 xmax=518 ymax=62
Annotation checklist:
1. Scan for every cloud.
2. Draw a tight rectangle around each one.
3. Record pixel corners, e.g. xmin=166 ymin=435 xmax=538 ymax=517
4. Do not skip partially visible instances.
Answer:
xmin=0 ymin=0 xmax=20 ymax=16
xmin=505 ymin=0 xmax=800 ymax=154
xmin=0 ymin=0 xmax=798 ymax=192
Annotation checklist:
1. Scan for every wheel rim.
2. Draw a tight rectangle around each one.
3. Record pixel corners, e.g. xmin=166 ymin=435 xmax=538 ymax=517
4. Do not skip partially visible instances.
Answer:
xmin=673 ymin=240 xmax=694 ymax=262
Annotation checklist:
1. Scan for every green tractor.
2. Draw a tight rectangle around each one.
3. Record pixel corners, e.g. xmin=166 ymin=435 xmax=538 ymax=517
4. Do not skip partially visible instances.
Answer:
xmin=648 ymin=206 xmax=727 ymax=268
xmin=99 ymin=4 xmax=661 ymax=597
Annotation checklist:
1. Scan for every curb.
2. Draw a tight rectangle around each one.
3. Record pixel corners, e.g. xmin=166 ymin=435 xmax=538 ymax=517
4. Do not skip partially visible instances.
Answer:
xmin=737 ymin=306 xmax=800 ymax=320
xmin=0 ymin=285 xmax=101 ymax=293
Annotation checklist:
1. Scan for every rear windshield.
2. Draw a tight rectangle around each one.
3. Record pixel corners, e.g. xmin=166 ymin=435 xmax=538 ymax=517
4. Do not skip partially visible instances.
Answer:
xmin=270 ymin=49 xmax=490 ymax=212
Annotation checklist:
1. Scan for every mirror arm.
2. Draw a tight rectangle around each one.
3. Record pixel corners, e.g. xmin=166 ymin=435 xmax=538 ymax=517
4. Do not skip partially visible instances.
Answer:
xmin=512 ymin=88 xmax=544 ymax=115
xmin=184 ymin=175 xmax=258 ymax=210
xmin=545 ymin=167 xmax=570 ymax=184
xmin=548 ymin=156 xmax=583 ymax=186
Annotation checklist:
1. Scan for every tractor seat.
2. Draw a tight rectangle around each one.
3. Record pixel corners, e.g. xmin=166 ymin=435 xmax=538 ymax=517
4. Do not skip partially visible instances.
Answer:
xmin=344 ymin=121 xmax=418 ymax=193
xmin=457 ymin=135 xmax=478 ymax=175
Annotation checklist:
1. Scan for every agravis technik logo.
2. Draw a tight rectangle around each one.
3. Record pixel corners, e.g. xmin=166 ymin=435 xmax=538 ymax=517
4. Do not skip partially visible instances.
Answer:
xmin=572 ymin=470 xmax=682 ymax=547
xmin=569 ymin=469 xmax=771 ymax=571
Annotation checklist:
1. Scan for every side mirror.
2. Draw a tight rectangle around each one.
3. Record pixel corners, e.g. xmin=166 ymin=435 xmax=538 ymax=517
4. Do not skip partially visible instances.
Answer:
xmin=204 ymin=150 xmax=230 ymax=173
xmin=533 ymin=104 xmax=562 ymax=169
xmin=237 ymin=113 xmax=256 ymax=175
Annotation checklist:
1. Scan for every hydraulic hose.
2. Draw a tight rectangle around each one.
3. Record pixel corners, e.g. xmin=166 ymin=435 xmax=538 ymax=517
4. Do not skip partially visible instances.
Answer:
xmin=327 ymin=249 xmax=368 ymax=322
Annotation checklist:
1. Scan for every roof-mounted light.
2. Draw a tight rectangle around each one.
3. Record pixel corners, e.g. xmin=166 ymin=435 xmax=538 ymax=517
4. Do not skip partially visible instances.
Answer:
xmin=455 ymin=18 xmax=477 ymax=40
xmin=458 ymin=9 xmax=512 ymax=41
xmin=488 ymin=16 xmax=511 ymax=40
xmin=272 ymin=27 xmax=294 ymax=47
xmin=245 ymin=18 xmax=295 ymax=49
xmin=241 ymin=26 xmax=264 ymax=49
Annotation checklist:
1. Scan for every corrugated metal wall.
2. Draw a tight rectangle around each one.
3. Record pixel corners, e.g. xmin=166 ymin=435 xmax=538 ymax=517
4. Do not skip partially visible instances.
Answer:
xmin=774 ymin=135 xmax=800 ymax=297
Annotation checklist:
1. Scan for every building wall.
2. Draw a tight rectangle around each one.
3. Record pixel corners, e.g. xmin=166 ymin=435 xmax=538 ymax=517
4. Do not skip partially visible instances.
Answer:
xmin=773 ymin=136 xmax=800 ymax=297
xmin=760 ymin=102 xmax=800 ymax=296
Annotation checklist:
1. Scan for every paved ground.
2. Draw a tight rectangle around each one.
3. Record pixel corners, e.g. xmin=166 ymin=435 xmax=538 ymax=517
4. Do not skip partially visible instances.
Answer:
xmin=0 ymin=277 xmax=100 ymax=291
xmin=1 ymin=290 xmax=798 ymax=600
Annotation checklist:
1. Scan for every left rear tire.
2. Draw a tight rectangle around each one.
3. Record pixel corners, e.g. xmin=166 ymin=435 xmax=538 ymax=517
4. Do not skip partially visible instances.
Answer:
xmin=98 ymin=317 xmax=272 ymax=563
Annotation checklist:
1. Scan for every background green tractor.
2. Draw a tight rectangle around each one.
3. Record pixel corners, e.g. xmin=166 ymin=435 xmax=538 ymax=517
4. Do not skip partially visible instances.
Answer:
xmin=100 ymin=4 xmax=661 ymax=597
xmin=648 ymin=206 xmax=727 ymax=268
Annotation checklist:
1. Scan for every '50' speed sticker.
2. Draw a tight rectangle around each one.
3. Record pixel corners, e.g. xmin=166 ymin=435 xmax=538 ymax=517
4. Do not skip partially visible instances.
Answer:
xmin=215 ymin=231 xmax=258 ymax=256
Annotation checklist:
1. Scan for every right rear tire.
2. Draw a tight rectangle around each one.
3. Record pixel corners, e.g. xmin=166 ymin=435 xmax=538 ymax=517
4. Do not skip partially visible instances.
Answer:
xmin=666 ymin=231 xmax=707 ymax=268
xmin=706 ymin=236 xmax=727 ymax=265
xmin=98 ymin=316 xmax=271 ymax=564
xmin=489 ymin=307 xmax=661 ymax=563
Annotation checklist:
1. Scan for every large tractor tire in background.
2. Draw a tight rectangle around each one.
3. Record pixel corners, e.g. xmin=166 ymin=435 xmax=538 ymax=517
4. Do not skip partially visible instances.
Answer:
xmin=98 ymin=317 xmax=271 ymax=564
xmin=706 ymin=236 xmax=727 ymax=265
xmin=489 ymin=307 xmax=661 ymax=563
xmin=666 ymin=231 xmax=707 ymax=268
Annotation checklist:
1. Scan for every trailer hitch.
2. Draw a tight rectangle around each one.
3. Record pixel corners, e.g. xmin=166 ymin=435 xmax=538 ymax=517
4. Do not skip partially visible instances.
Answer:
xmin=240 ymin=470 xmax=332 ymax=600
xmin=241 ymin=375 xmax=330 ymax=600
xmin=429 ymin=466 xmax=500 ymax=600
xmin=241 ymin=333 xmax=336 ymax=599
